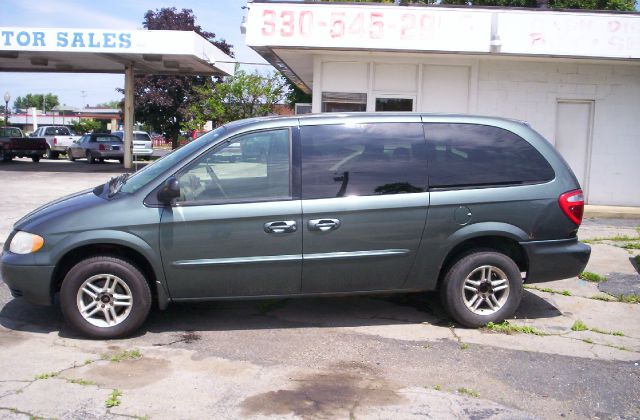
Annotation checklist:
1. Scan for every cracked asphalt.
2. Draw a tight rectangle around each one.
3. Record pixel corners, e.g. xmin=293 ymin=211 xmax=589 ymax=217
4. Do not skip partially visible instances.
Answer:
xmin=0 ymin=159 xmax=639 ymax=419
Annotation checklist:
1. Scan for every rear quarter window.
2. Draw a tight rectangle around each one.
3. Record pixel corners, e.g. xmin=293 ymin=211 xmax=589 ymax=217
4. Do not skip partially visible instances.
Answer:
xmin=424 ymin=123 xmax=554 ymax=188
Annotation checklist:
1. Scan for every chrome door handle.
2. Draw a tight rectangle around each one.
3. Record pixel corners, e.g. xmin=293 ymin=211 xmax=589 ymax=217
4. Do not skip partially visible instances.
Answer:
xmin=308 ymin=218 xmax=341 ymax=232
xmin=264 ymin=220 xmax=297 ymax=234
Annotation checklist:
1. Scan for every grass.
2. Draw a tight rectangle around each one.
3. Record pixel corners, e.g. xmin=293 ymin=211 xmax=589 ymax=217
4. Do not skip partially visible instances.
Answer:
xmin=571 ymin=320 xmax=588 ymax=331
xmin=457 ymin=387 xmax=480 ymax=398
xmin=102 ymin=349 xmax=141 ymax=363
xmin=105 ymin=389 xmax=123 ymax=408
xmin=459 ymin=342 xmax=470 ymax=350
xmin=484 ymin=321 xmax=547 ymax=336
xmin=621 ymin=242 xmax=640 ymax=249
xmin=590 ymin=294 xmax=616 ymax=302
xmin=618 ymin=294 xmax=640 ymax=304
xmin=523 ymin=285 xmax=571 ymax=296
xmin=635 ymin=255 xmax=640 ymax=266
xmin=571 ymin=320 xmax=626 ymax=336
xmin=582 ymin=338 xmax=594 ymax=344
xmin=583 ymin=235 xmax=640 ymax=243
xmin=579 ymin=271 xmax=607 ymax=283
xmin=433 ymin=384 xmax=441 ymax=391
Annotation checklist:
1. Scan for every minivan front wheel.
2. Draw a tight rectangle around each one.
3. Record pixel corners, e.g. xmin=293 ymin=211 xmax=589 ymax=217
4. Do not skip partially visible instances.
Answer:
xmin=440 ymin=251 xmax=522 ymax=328
xmin=60 ymin=256 xmax=151 ymax=339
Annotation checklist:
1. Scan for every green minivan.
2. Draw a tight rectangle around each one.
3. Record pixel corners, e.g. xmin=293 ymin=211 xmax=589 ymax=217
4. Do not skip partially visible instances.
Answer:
xmin=1 ymin=113 xmax=590 ymax=338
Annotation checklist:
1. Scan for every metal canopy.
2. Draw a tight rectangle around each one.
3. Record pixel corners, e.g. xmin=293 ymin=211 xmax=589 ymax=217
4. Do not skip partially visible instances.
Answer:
xmin=0 ymin=27 xmax=236 ymax=168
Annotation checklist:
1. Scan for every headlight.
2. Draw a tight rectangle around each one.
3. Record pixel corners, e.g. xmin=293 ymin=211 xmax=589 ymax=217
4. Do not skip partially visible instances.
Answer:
xmin=9 ymin=231 xmax=45 ymax=255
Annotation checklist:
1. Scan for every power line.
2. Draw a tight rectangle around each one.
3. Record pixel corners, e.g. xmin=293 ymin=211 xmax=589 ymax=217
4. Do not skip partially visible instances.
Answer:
xmin=217 ymin=60 xmax=274 ymax=66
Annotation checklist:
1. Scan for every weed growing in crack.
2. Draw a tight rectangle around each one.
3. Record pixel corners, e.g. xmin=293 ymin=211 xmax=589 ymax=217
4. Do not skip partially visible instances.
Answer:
xmin=484 ymin=321 xmax=547 ymax=336
xmin=583 ymin=338 xmax=594 ymax=344
xmin=579 ymin=272 xmax=607 ymax=283
xmin=34 ymin=372 xmax=59 ymax=380
xmin=68 ymin=378 xmax=96 ymax=386
xmin=571 ymin=320 xmax=588 ymax=331
xmin=457 ymin=387 xmax=480 ymax=398
xmin=102 ymin=349 xmax=141 ymax=363
xmin=433 ymin=384 xmax=441 ymax=391
xmin=105 ymin=389 xmax=123 ymax=408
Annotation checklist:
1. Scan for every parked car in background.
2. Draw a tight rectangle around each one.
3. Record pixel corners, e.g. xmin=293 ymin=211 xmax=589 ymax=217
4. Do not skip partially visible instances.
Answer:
xmin=67 ymin=133 xmax=123 ymax=164
xmin=0 ymin=113 xmax=590 ymax=338
xmin=112 ymin=130 xmax=154 ymax=160
xmin=32 ymin=126 xmax=80 ymax=159
xmin=0 ymin=126 xmax=47 ymax=163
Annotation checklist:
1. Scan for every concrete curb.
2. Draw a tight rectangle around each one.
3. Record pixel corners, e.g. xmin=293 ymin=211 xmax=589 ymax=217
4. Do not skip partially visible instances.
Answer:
xmin=584 ymin=205 xmax=640 ymax=220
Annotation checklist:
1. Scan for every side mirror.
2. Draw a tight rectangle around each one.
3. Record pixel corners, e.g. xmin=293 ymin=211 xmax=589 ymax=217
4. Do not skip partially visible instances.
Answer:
xmin=157 ymin=176 xmax=180 ymax=205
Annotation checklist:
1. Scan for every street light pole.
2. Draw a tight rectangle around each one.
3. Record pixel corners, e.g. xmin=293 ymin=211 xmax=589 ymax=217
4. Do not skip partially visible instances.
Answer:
xmin=3 ymin=92 xmax=10 ymax=126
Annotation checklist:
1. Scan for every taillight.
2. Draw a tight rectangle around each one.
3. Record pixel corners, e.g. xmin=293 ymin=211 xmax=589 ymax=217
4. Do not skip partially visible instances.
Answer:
xmin=99 ymin=144 xmax=105 ymax=151
xmin=53 ymin=137 xmax=57 ymax=145
xmin=559 ymin=189 xmax=584 ymax=225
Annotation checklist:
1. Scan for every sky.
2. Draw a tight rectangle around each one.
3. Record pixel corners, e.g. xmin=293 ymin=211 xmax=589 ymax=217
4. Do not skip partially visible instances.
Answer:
xmin=0 ymin=0 xmax=270 ymax=109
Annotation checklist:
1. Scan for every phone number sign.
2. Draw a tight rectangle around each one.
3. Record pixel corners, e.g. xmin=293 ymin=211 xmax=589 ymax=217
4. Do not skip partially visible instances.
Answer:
xmin=246 ymin=3 xmax=492 ymax=53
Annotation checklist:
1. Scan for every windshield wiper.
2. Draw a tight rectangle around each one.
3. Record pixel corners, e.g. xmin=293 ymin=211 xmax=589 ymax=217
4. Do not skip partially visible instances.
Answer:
xmin=107 ymin=173 xmax=130 ymax=197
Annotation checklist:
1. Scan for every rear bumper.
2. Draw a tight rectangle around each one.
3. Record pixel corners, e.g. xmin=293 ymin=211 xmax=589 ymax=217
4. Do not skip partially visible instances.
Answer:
xmin=521 ymin=238 xmax=591 ymax=283
xmin=51 ymin=145 xmax=68 ymax=152
xmin=0 ymin=252 xmax=54 ymax=306
xmin=94 ymin=150 xmax=124 ymax=158
xmin=132 ymin=148 xmax=153 ymax=156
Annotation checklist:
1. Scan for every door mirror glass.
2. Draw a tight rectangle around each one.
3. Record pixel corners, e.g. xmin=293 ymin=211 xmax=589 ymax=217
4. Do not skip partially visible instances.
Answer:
xmin=157 ymin=176 xmax=180 ymax=205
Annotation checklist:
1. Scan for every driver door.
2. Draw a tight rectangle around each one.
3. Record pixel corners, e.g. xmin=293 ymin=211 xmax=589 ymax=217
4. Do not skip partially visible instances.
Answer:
xmin=159 ymin=128 xmax=302 ymax=299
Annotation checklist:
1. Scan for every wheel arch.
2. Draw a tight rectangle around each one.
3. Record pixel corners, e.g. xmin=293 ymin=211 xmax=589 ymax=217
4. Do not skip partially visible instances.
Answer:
xmin=435 ymin=224 xmax=530 ymax=291
xmin=49 ymin=232 xmax=170 ymax=309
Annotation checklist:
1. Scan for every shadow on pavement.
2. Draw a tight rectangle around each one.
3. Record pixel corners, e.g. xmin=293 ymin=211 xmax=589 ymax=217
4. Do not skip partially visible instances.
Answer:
xmin=0 ymin=289 xmax=564 ymax=340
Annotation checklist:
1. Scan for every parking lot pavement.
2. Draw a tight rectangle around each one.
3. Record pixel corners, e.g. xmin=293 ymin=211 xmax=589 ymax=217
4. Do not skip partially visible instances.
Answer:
xmin=0 ymin=163 xmax=639 ymax=419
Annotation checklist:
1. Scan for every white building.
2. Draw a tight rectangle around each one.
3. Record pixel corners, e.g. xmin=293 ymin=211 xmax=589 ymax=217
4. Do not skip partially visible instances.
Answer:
xmin=245 ymin=1 xmax=640 ymax=206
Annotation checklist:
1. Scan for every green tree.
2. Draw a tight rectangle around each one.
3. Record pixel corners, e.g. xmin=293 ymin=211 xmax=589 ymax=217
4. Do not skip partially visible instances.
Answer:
xmin=284 ymin=80 xmax=312 ymax=109
xmin=96 ymin=100 xmax=122 ymax=108
xmin=72 ymin=119 xmax=102 ymax=134
xmin=13 ymin=93 xmax=59 ymax=112
xmin=124 ymin=7 xmax=233 ymax=149
xmin=186 ymin=66 xmax=288 ymax=128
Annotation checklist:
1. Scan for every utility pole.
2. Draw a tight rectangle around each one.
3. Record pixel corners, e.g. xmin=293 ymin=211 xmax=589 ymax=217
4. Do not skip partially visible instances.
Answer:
xmin=80 ymin=91 xmax=87 ymax=108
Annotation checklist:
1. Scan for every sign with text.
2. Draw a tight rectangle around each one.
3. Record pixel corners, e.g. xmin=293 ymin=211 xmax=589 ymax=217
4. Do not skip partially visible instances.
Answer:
xmin=246 ymin=3 xmax=492 ymax=53
xmin=498 ymin=12 xmax=640 ymax=59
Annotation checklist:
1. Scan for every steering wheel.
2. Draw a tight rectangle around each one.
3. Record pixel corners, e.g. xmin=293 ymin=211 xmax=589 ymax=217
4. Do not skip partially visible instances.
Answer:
xmin=206 ymin=165 xmax=228 ymax=198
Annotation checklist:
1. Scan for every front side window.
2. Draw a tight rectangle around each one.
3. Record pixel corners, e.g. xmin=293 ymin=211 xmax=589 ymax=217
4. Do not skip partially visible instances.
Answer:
xmin=301 ymin=123 xmax=427 ymax=199
xmin=175 ymin=129 xmax=291 ymax=204
xmin=424 ymin=123 xmax=555 ymax=188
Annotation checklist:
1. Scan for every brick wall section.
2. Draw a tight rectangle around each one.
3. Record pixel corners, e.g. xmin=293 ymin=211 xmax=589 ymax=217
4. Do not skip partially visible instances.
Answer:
xmin=476 ymin=59 xmax=640 ymax=206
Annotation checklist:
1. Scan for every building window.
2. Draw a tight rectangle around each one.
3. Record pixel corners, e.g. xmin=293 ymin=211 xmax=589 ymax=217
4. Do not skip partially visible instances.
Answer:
xmin=321 ymin=92 xmax=366 ymax=112
xmin=375 ymin=97 xmax=414 ymax=112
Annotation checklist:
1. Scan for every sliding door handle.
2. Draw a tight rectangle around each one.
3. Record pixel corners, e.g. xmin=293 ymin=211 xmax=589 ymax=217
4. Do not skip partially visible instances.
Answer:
xmin=308 ymin=218 xmax=341 ymax=232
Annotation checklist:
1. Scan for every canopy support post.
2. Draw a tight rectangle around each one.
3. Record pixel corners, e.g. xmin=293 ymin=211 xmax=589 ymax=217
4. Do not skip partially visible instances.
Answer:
xmin=123 ymin=64 xmax=135 ymax=170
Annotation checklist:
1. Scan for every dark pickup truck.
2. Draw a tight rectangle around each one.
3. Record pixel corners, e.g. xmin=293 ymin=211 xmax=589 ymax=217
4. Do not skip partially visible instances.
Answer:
xmin=0 ymin=127 xmax=47 ymax=163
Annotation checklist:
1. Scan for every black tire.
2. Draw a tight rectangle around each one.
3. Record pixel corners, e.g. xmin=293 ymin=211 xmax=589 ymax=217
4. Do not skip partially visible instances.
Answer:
xmin=440 ymin=251 xmax=522 ymax=328
xmin=31 ymin=156 xmax=40 ymax=163
xmin=86 ymin=151 xmax=95 ymax=164
xmin=45 ymin=147 xmax=59 ymax=160
xmin=118 ymin=158 xmax=124 ymax=164
xmin=68 ymin=152 xmax=75 ymax=162
xmin=59 ymin=256 xmax=152 ymax=339
xmin=2 ymin=154 xmax=12 ymax=162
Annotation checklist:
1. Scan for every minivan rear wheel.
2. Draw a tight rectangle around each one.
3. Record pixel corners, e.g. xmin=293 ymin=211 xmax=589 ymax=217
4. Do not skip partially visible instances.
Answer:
xmin=59 ymin=256 xmax=152 ymax=339
xmin=440 ymin=251 xmax=522 ymax=328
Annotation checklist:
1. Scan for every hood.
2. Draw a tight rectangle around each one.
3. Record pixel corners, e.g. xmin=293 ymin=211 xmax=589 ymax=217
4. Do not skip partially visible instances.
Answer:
xmin=14 ymin=188 xmax=105 ymax=233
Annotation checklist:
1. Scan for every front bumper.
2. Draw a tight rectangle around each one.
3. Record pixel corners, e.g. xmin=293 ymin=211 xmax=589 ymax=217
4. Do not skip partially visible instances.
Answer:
xmin=0 ymin=251 xmax=54 ymax=306
xmin=521 ymin=238 xmax=591 ymax=283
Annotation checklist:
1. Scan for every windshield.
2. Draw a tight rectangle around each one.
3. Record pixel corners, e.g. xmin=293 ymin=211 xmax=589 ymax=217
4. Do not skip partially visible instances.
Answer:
xmin=118 ymin=126 xmax=226 ymax=195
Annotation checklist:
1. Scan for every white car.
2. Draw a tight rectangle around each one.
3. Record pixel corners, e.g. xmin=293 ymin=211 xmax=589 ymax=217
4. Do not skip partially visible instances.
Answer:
xmin=112 ymin=130 xmax=153 ymax=160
